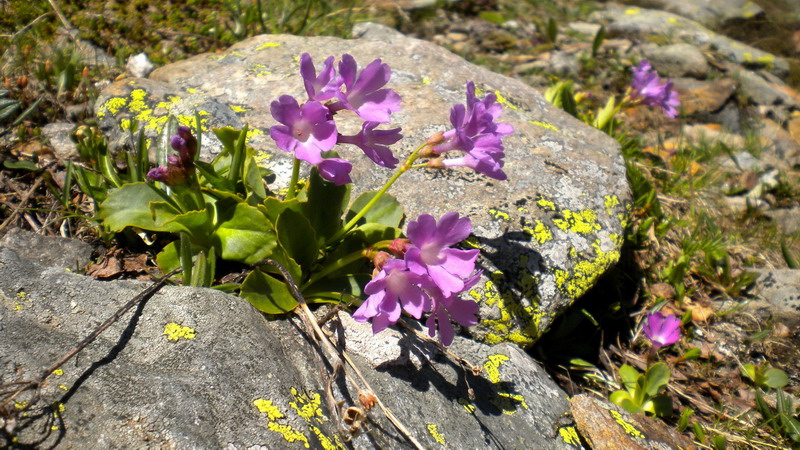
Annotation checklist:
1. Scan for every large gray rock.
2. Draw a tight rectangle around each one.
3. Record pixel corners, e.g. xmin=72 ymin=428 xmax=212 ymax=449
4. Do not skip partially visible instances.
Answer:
xmin=0 ymin=232 xmax=579 ymax=448
xmin=591 ymin=5 xmax=789 ymax=78
xmin=641 ymin=43 xmax=710 ymax=78
xmin=750 ymin=268 xmax=800 ymax=327
xmin=93 ymin=23 xmax=631 ymax=347
xmin=622 ymin=0 xmax=763 ymax=28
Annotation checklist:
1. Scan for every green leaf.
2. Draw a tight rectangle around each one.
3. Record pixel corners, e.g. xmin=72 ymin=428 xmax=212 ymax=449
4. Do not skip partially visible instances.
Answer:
xmin=276 ymin=208 xmax=318 ymax=270
xmin=196 ymin=161 xmax=236 ymax=192
xmin=711 ymin=435 xmax=727 ymax=450
xmin=677 ymin=347 xmax=701 ymax=362
xmin=98 ymin=182 xmax=175 ymax=232
xmin=239 ymin=268 xmax=298 ymax=314
xmin=478 ymin=11 xmax=505 ymax=24
xmin=677 ymin=407 xmax=694 ymax=432
xmin=243 ymin=152 xmax=267 ymax=203
xmin=302 ymin=168 xmax=350 ymax=243
xmin=212 ymin=200 xmax=277 ymax=264
xmin=692 ymin=423 xmax=706 ymax=442
xmin=740 ymin=363 xmax=757 ymax=383
xmin=649 ymin=395 xmax=673 ymax=417
xmin=3 ymin=159 xmax=39 ymax=172
xmin=609 ymin=391 xmax=642 ymax=414
xmin=346 ymin=191 xmax=404 ymax=228
xmin=351 ymin=222 xmax=402 ymax=246
xmin=213 ymin=126 xmax=242 ymax=155
xmin=156 ymin=241 xmax=180 ymax=274
xmin=591 ymin=25 xmax=606 ymax=58
xmin=263 ymin=242 xmax=303 ymax=286
xmin=644 ymin=362 xmax=671 ymax=396
xmin=618 ymin=365 xmax=641 ymax=392
xmin=150 ymin=202 xmax=210 ymax=238
xmin=763 ymin=368 xmax=789 ymax=389
xmin=263 ymin=197 xmax=304 ymax=224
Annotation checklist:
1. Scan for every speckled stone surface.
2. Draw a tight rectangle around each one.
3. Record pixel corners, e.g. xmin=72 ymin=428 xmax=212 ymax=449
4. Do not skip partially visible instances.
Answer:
xmin=93 ymin=23 xmax=631 ymax=348
xmin=0 ymin=231 xmax=578 ymax=448
xmin=591 ymin=5 xmax=789 ymax=77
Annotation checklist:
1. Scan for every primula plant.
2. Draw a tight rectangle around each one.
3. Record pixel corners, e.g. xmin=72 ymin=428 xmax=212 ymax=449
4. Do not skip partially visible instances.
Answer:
xmin=85 ymin=53 xmax=513 ymax=345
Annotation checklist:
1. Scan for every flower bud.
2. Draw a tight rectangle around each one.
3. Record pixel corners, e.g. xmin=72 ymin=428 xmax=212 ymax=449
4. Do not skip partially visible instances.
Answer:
xmin=388 ymin=238 xmax=409 ymax=258
xmin=371 ymin=251 xmax=392 ymax=271
xmin=426 ymin=131 xmax=445 ymax=145
xmin=426 ymin=157 xmax=446 ymax=169
xmin=16 ymin=76 xmax=27 ymax=89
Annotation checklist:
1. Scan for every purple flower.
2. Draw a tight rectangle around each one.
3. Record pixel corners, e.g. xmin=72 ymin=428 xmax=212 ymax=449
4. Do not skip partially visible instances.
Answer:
xmin=425 ymin=273 xmax=481 ymax=346
xmin=631 ymin=60 xmax=681 ymax=118
xmin=352 ymin=213 xmax=482 ymax=345
xmin=148 ymin=127 xmax=198 ymax=186
xmin=643 ymin=312 xmax=681 ymax=348
xmin=405 ymin=212 xmax=479 ymax=297
xmin=430 ymin=82 xmax=513 ymax=180
xmin=353 ymin=259 xmax=435 ymax=333
xmin=171 ymin=125 xmax=197 ymax=166
xmin=337 ymin=121 xmax=402 ymax=169
xmin=334 ymin=54 xmax=402 ymax=123
xmin=269 ymin=95 xmax=353 ymax=185
xmin=300 ymin=53 xmax=341 ymax=102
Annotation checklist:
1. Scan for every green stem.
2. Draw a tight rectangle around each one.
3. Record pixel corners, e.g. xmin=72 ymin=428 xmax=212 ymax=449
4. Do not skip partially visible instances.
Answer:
xmin=302 ymin=239 xmax=394 ymax=289
xmin=328 ymin=142 xmax=431 ymax=244
xmin=286 ymin=157 xmax=301 ymax=200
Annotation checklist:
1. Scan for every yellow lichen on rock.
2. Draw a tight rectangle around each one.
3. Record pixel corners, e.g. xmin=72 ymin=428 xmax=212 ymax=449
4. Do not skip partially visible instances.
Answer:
xmin=427 ymin=424 xmax=446 ymax=445
xmin=163 ymin=322 xmax=196 ymax=341
xmin=553 ymin=209 xmax=602 ymax=235
xmin=555 ymin=240 xmax=620 ymax=299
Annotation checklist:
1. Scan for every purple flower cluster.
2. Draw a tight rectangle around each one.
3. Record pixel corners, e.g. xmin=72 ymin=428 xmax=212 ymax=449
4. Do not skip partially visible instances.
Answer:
xmin=269 ymin=53 xmax=403 ymax=185
xmin=643 ymin=312 xmax=681 ymax=348
xmin=147 ymin=126 xmax=197 ymax=185
xmin=353 ymin=212 xmax=481 ymax=345
xmin=429 ymin=82 xmax=513 ymax=180
xmin=630 ymin=60 xmax=680 ymax=118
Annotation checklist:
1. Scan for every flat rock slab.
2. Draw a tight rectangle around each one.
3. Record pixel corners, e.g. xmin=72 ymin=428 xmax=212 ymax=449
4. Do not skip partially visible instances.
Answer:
xmin=94 ymin=23 xmax=630 ymax=347
xmin=591 ymin=5 xmax=789 ymax=78
xmin=0 ymin=232 xmax=578 ymax=448
xmin=570 ymin=394 xmax=695 ymax=449
xmin=623 ymin=0 xmax=763 ymax=28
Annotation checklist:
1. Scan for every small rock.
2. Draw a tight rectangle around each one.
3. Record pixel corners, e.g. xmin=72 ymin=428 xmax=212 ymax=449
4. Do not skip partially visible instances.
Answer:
xmin=566 ymin=21 xmax=602 ymax=37
xmin=736 ymin=70 xmax=800 ymax=107
xmin=672 ymin=78 xmax=737 ymax=115
xmin=642 ymin=43 xmax=710 ymax=78
xmin=127 ymin=53 xmax=156 ymax=79
xmin=41 ymin=122 xmax=77 ymax=160
xmin=765 ymin=207 xmax=800 ymax=235
xmin=446 ymin=32 xmax=469 ymax=42
xmin=750 ymin=269 xmax=800 ymax=327
xmin=682 ymin=123 xmax=746 ymax=149
xmin=722 ymin=195 xmax=767 ymax=213
xmin=570 ymin=394 xmax=694 ymax=449
xmin=758 ymin=118 xmax=800 ymax=169
xmin=0 ymin=228 xmax=94 ymax=270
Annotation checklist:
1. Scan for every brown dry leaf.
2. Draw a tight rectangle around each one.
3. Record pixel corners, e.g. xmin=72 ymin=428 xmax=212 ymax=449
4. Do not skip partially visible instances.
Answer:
xmin=649 ymin=282 xmax=676 ymax=299
xmin=87 ymin=256 xmax=123 ymax=279
xmin=122 ymin=254 xmax=149 ymax=273
xmin=690 ymin=304 xmax=715 ymax=323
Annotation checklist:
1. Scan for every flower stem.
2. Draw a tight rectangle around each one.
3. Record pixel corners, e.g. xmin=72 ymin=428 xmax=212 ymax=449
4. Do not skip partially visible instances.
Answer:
xmin=329 ymin=142 xmax=431 ymax=244
xmin=286 ymin=157 xmax=301 ymax=200
xmin=301 ymin=240 xmax=393 ymax=289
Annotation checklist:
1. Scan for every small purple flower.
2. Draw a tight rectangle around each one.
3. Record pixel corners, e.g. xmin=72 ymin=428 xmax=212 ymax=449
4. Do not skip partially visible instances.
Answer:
xmin=425 ymin=273 xmax=481 ymax=346
xmin=300 ymin=53 xmax=342 ymax=102
xmin=439 ymin=134 xmax=507 ymax=180
xmin=269 ymin=95 xmax=353 ymax=184
xmin=353 ymin=259 xmax=435 ymax=333
xmin=147 ymin=155 xmax=186 ymax=186
xmin=630 ymin=60 xmax=681 ymax=118
xmin=430 ymin=82 xmax=513 ymax=179
xmin=643 ymin=312 xmax=681 ymax=348
xmin=334 ymin=54 xmax=402 ymax=123
xmin=337 ymin=121 xmax=402 ymax=169
xmin=405 ymin=212 xmax=479 ymax=297
xmin=171 ymin=125 xmax=197 ymax=166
